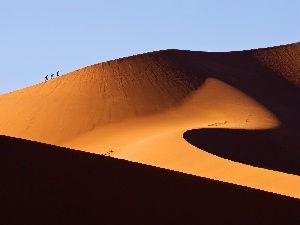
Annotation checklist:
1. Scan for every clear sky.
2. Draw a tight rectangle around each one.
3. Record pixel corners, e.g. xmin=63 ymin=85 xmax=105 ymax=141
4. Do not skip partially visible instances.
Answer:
xmin=0 ymin=0 xmax=299 ymax=94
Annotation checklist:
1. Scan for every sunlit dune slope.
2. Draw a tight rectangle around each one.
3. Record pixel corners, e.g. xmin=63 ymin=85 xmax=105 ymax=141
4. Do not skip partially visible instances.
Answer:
xmin=0 ymin=42 xmax=299 ymax=198
xmin=0 ymin=51 xmax=202 ymax=143
xmin=1 ymin=135 xmax=299 ymax=225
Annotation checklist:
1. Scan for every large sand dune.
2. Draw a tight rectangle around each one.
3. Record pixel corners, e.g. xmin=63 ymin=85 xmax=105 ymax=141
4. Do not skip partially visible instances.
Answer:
xmin=0 ymin=43 xmax=300 ymax=200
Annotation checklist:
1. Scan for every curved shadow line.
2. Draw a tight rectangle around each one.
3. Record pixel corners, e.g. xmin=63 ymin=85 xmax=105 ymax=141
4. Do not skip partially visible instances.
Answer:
xmin=183 ymin=128 xmax=300 ymax=176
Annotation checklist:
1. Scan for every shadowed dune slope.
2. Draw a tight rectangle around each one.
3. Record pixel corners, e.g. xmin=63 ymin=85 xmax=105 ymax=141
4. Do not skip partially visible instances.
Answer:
xmin=254 ymin=43 xmax=300 ymax=87
xmin=1 ymin=135 xmax=300 ymax=225
xmin=168 ymin=43 xmax=300 ymax=128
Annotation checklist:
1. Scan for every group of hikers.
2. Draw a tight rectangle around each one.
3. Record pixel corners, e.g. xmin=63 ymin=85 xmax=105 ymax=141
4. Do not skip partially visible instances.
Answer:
xmin=45 ymin=71 xmax=59 ymax=81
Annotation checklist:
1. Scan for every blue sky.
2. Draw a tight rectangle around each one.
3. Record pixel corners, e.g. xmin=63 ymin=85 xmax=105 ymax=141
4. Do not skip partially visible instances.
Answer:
xmin=0 ymin=0 xmax=299 ymax=94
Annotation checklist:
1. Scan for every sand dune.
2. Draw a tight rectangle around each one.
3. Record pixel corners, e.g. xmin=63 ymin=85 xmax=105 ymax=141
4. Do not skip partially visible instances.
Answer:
xmin=1 ymin=135 xmax=299 ymax=224
xmin=0 ymin=43 xmax=300 ymax=200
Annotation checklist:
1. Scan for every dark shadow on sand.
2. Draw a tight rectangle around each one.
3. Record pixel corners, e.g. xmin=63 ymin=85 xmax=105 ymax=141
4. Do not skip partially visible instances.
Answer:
xmin=184 ymin=128 xmax=300 ymax=175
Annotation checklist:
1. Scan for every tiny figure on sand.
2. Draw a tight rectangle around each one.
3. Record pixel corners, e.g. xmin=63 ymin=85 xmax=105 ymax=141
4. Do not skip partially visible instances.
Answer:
xmin=57 ymin=71 xmax=59 ymax=77
xmin=45 ymin=75 xmax=49 ymax=81
xmin=51 ymin=74 xmax=54 ymax=79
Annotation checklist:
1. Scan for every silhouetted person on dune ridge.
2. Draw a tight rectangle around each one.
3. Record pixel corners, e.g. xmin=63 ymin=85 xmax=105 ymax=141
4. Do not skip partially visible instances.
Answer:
xmin=45 ymin=71 xmax=59 ymax=81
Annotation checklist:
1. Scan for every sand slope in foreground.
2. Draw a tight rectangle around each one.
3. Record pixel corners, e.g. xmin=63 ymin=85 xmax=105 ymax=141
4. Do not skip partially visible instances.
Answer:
xmin=0 ymin=43 xmax=299 ymax=198
xmin=1 ymin=135 xmax=299 ymax=225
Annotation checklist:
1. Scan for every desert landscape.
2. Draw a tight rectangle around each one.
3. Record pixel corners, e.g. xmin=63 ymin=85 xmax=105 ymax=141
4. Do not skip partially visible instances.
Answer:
xmin=1 ymin=42 xmax=300 ymax=224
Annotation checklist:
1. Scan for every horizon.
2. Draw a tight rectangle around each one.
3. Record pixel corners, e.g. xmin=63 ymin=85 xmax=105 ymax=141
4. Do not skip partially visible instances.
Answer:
xmin=0 ymin=0 xmax=299 ymax=94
